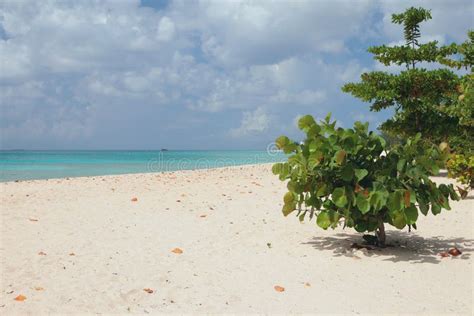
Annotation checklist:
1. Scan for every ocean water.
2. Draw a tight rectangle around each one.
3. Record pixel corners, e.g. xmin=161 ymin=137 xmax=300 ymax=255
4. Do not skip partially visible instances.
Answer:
xmin=0 ymin=150 xmax=286 ymax=182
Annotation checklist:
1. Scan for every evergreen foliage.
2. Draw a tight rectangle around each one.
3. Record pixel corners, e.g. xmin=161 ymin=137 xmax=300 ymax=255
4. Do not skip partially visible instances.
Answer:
xmin=342 ymin=7 xmax=473 ymax=151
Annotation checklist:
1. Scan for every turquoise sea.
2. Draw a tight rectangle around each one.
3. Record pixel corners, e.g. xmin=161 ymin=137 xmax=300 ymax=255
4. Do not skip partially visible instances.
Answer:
xmin=0 ymin=150 xmax=286 ymax=182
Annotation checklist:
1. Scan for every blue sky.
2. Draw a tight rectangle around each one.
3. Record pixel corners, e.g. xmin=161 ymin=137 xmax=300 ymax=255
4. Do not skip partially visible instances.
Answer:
xmin=0 ymin=0 xmax=472 ymax=150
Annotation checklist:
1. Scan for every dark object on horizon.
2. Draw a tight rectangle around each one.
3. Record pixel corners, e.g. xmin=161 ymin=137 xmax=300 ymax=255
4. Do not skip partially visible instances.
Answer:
xmin=160 ymin=149 xmax=169 ymax=152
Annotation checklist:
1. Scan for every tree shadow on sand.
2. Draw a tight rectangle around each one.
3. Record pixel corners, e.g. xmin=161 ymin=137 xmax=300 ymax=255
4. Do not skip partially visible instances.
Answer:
xmin=303 ymin=231 xmax=473 ymax=264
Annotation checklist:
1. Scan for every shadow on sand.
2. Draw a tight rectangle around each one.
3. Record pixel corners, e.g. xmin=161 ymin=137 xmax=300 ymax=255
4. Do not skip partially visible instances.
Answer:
xmin=303 ymin=231 xmax=473 ymax=264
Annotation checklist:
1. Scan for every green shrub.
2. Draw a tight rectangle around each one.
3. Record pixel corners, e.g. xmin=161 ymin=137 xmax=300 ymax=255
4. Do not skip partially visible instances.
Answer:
xmin=446 ymin=154 xmax=474 ymax=190
xmin=272 ymin=114 xmax=459 ymax=246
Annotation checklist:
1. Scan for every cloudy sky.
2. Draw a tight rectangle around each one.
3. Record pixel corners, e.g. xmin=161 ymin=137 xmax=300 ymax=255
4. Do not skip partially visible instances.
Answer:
xmin=0 ymin=0 xmax=472 ymax=150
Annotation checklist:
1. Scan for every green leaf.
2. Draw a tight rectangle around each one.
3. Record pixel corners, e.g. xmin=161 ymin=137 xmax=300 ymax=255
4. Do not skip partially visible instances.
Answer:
xmin=283 ymin=192 xmax=294 ymax=204
xmin=282 ymin=203 xmax=296 ymax=217
xmin=354 ymin=168 xmax=368 ymax=181
xmin=356 ymin=194 xmax=371 ymax=214
xmin=307 ymin=124 xmax=322 ymax=138
xmin=431 ymin=203 xmax=441 ymax=215
xmin=397 ymin=159 xmax=406 ymax=172
xmin=418 ymin=198 xmax=429 ymax=215
xmin=448 ymin=185 xmax=460 ymax=201
xmin=298 ymin=115 xmax=316 ymax=132
xmin=282 ymin=143 xmax=297 ymax=154
xmin=335 ymin=150 xmax=346 ymax=165
xmin=299 ymin=212 xmax=306 ymax=222
xmin=324 ymin=112 xmax=332 ymax=123
xmin=354 ymin=221 xmax=368 ymax=233
xmin=404 ymin=205 xmax=418 ymax=225
xmin=272 ymin=163 xmax=282 ymax=175
xmin=341 ymin=165 xmax=354 ymax=181
xmin=392 ymin=211 xmax=407 ymax=229
xmin=316 ymin=184 xmax=327 ymax=197
xmin=387 ymin=191 xmax=403 ymax=212
xmin=369 ymin=191 xmax=387 ymax=211
xmin=308 ymin=151 xmax=323 ymax=169
xmin=275 ymin=136 xmax=290 ymax=149
xmin=332 ymin=187 xmax=348 ymax=208
xmin=438 ymin=195 xmax=451 ymax=210
xmin=316 ymin=211 xmax=331 ymax=230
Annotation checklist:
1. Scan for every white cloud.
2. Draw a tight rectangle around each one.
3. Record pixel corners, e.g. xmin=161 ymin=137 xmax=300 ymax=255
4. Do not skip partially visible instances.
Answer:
xmin=230 ymin=107 xmax=271 ymax=137
xmin=0 ymin=0 xmax=471 ymax=149
xmin=157 ymin=16 xmax=175 ymax=41
xmin=168 ymin=0 xmax=374 ymax=67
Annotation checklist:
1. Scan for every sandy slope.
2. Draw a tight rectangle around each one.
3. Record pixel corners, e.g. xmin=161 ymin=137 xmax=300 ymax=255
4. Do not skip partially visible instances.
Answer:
xmin=0 ymin=164 xmax=472 ymax=315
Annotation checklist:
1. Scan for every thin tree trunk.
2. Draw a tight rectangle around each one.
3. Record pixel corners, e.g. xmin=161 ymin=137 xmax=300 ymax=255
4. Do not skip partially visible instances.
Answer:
xmin=376 ymin=221 xmax=386 ymax=247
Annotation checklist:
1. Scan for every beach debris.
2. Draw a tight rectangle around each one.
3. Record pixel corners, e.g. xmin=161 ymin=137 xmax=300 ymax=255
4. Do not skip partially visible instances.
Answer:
xmin=69 ymin=252 xmax=75 ymax=256
xmin=28 ymin=218 xmax=39 ymax=222
xmin=131 ymin=197 xmax=138 ymax=202
xmin=34 ymin=287 xmax=44 ymax=291
xmin=439 ymin=252 xmax=450 ymax=258
xmin=266 ymin=242 xmax=272 ymax=249
xmin=448 ymin=247 xmax=462 ymax=256
xmin=171 ymin=248 xmax=183 ymax=254
xmin=274 ymin=285 xmax=285 ymax=292
xmin=143 ymin=288 xmax=154 ymax=294
xmin=38 ymin=251 xmax=47 ymax=256
xmin=7 ymin=290 xmax=14 ymax=294
xmin=350 ymin=243 xmax=374 ymax=251
xmin=199 ymin=214 xmax=207 ymax=218
xmin=457 ymin=186 xmax=468 ymax=199
xmin=304 ymin=282 xmax=311 ymax=287
xmin=14 ymin=295 xmax=26 ymax=301
xmin=176 ymin=200 xmax=181 ymax=202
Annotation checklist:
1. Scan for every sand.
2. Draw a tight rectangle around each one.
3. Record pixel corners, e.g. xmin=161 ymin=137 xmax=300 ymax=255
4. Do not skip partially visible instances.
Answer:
xmin=0 ymin=164 xmax=472 ymax=315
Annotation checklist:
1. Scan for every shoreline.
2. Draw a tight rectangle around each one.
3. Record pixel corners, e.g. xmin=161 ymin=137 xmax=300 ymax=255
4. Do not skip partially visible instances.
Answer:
xmin=0 ymin=162 xmax=278 ymax=184
xmin=1 ymin=163 xmax=472 ymax=314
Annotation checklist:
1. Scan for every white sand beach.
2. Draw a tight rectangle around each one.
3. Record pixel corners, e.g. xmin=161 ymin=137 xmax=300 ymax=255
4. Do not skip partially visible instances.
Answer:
xmin=0 ymin=164 xmax=472 ymax=314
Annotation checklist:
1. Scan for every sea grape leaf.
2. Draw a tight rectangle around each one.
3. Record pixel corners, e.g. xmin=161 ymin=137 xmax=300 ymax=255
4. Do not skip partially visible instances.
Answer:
xmin=275 ymin=136 xmax=290 ymax=149
xmin=282 ymin=203 xmax=296 ymax=217
xmin=308 ymin=151 xmax=324 ymax=169
xmin=397 ymin=159 xmax=406 ymax=172
xmin=298 ymin=115 xmax=316 ymax=132
xmin=299 ymin=212 xmax=306 ymax=222
xmin=438 ymin=195 xmax=451 ymax=210
xmin=387 ymin=191 xmax=403 ymax=212
xmin=316 ymin=184 xmax=327 ymax=197
xmin=354 ymin=168 xmax=368 ymax=181
xmin=392 ymin=211 xmax=407 ymax=229
xmin=369 ymin=191 xmax=387 ymax=211
xmin=404 ymin=205 xmax=418 ymax=225
xmin=283 ymin=192 xmax=294 ymax=204
xmin=403 ymin=190 xmax=411 ymax=208
xmin=354 ymin=221 xmax=368 ymax=232
xmin=332 ymin=187 xmax=348 ymax=207
xmin=429 ymin=163 xmax=440 ymax=175
xmin=307 ymin=124 xmax=322 ymax=138
xmin=282 ymin=143 xmax=297 ymax=154
xmin=316 ymin=211 xmax=331 ymax=229
xmin=335 ymin=150 xmax=346 ymax=165
xmin=272 ymin=163 xmax=282 ymax=175
xmin=418 ymin=198 xmax=429 ymax=215
xmin=356 ymin=194 xmax=371 ymax=214
xmin=341 ymin=165 xmax=354 ymax=181
xmin=431 ymin=203 xmax=441 ymax=215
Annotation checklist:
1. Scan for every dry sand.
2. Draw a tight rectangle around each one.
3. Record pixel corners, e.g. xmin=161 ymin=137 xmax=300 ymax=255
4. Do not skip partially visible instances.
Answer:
xmin=0 ymin=164 xmax=472 ymax=315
